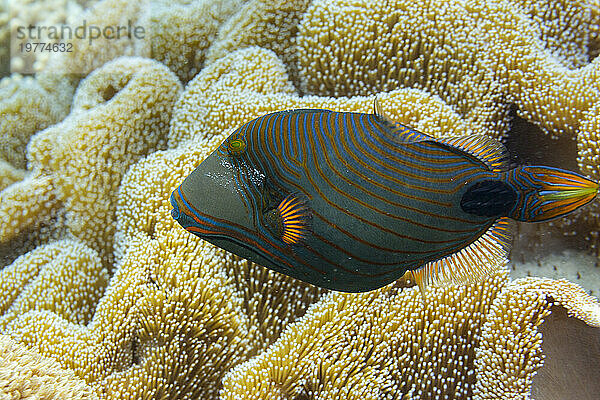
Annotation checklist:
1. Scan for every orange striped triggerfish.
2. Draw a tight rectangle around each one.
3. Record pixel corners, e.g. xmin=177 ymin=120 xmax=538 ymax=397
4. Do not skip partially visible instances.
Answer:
xmin=170 ymin=100 xmax=598 ymax=293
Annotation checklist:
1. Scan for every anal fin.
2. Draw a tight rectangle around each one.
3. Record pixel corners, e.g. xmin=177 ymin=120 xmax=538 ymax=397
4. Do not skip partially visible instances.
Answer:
xmin=411 ymin=218 xmax=512 ymax=292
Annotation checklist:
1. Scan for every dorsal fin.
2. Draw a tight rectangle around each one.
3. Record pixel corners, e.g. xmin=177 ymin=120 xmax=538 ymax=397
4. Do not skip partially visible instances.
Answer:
xmin=435 ymin=135 xmax=509 ymax=172
xmin=373 ymin=97 xmax=435 ymax=142
xmin=411 ymin=217 xmax=512 ymax=294
xmin=373 ymin=96 xmax=395 ymax=123
xmin=373 ymin=97 xmax=509 ymax=171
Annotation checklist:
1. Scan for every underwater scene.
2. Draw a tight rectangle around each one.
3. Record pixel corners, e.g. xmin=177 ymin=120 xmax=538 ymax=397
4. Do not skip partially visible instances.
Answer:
xmin=1 ymin=0 xmax=599 ymax=399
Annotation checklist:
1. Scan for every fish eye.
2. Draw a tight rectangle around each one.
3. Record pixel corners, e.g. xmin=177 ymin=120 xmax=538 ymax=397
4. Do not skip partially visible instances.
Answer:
xmin=227 ymin=137 xmax=247 ymax=156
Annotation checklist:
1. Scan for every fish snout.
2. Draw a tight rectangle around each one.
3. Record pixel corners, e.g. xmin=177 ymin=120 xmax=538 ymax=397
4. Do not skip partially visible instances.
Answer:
xmin=169 ymin=154 xmax=260 ymax=240
xmin=170 ymin=187 xmax=198 ymax=230
xmin=169 ymin=157 xmax=290 ymax=274
xmin=170 ymin=191 xmax=180 ymax=220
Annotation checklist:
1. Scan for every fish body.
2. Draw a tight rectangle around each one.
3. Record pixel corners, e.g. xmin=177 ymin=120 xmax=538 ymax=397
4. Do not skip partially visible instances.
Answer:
xmin=170 ymin=103 xmax=598 ymax=292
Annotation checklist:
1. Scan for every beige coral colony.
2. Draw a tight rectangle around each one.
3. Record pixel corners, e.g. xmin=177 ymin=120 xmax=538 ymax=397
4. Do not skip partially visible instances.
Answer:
xmin=1 ymin=0 xmax=600 ymax=399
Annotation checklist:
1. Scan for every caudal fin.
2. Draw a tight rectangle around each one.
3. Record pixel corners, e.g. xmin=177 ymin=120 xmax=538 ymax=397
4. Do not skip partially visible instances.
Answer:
xmin=508 ymin=166 xmax=598 ymax=222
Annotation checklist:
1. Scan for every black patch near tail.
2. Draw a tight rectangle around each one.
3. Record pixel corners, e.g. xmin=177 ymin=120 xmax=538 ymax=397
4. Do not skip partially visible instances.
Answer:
xmin=461 ymin=180 xmax=517 ymax=217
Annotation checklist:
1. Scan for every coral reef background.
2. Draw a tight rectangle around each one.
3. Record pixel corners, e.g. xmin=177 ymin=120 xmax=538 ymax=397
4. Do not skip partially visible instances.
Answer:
xmin=1 ymin=0 xmax=600 ymax=399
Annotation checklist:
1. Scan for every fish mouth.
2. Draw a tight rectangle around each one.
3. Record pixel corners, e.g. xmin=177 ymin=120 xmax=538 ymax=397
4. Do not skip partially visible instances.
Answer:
xmin=170 ymin=191 xmax=180 ymax=220
xmin=170 ymin=187 xmax=204 ymax=232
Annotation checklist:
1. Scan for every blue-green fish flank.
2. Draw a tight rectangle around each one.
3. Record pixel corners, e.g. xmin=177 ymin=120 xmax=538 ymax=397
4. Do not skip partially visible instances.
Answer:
xmin=170 ymin=105 xmax=598 ymax=292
